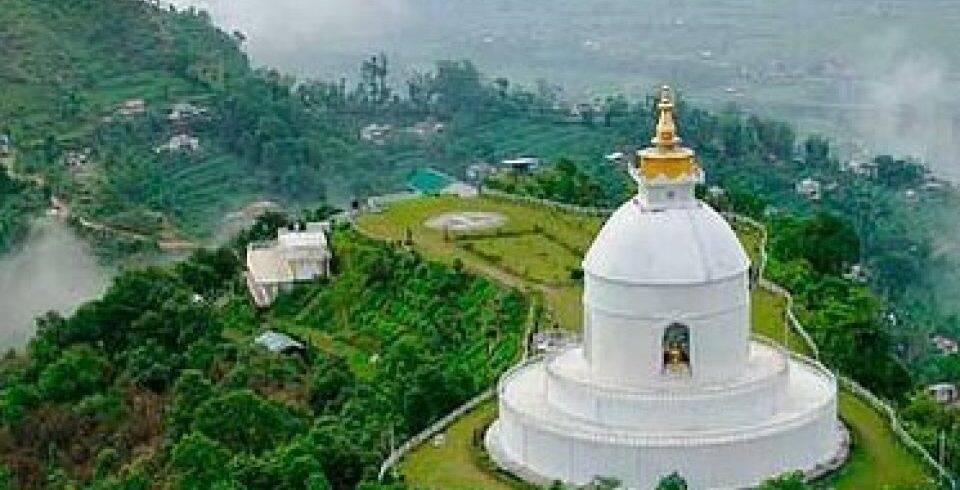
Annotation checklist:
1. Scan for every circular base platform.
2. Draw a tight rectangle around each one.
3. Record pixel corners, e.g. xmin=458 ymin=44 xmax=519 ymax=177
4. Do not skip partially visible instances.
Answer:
xmin=486 ymin=347 xmax=844 ymax=489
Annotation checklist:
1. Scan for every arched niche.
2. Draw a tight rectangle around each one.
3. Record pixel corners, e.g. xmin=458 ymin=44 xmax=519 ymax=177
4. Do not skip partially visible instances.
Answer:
xmin=662 ymin=322 xmax=692 ymax=376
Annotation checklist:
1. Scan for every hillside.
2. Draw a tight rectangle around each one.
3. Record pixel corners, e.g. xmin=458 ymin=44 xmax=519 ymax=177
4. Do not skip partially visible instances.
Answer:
xmin=2 ymin=1 xmax=361 ymax=247
xmin=0 ymin=215 xmax=528 ymax=489
xmin=0 ymin=172 xmax=43 ymax=253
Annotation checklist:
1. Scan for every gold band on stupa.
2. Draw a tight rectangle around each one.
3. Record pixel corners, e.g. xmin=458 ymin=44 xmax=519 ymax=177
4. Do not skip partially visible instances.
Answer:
xmin=637 ymin=86 xmax=700 ymax=180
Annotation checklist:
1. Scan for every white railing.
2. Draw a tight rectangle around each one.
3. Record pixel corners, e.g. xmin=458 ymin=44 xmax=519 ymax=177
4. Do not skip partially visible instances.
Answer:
xmin=376 ymin=387 xmax=496 ymax=481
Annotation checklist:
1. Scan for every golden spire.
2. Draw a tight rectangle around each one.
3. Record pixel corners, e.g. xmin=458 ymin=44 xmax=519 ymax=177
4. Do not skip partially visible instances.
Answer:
xmin=653 ymin=85 xmax=679 ymax=148
xmin=637 ymin=85 xmax=700 ymax=180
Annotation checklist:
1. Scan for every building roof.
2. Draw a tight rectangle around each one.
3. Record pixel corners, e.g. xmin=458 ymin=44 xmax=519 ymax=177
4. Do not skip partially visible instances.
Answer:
xmin=278 ymin=224 xmax=328 ymax=249
xmin=247 ymin=246 xmax=290 ymax=284
xmin=255 ymin=331 xmax=305 ymax=353
xmin=583 ymin=199 xmax=750 ymax=285
xmin=408 ymin=168 xmax=456 ymax=195
xmin=247 ymin=223 xmax=331 ymax=285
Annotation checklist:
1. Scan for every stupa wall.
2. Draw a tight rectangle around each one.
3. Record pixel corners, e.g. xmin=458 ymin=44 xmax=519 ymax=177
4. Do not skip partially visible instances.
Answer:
xmin=584 ymin=272 xmax=750 ymax=384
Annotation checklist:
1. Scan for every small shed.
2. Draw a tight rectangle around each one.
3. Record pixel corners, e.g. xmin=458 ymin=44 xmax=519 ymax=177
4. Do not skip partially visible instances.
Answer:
xmin=501 ymin=157 xmax=540 ymax=174
xmin=254 ymin=331 xmax=306 ymax=354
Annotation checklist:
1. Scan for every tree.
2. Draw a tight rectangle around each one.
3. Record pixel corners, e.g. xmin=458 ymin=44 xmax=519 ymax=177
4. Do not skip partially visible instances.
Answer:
xmin=191 ymin=389 xmax=305 ymax=454
xmin=309 ymin=354 xmax=355 ymax=413
xmin=655 ymin=472 xmax=688 ymax=490
xmin=170 ymin=432 xmax=234 ymax=488
xmin=37 ymin=345 xmax=109 ymax=402
xmin=771 ymin=213 xmax=859 ymax=275
xmin=759 ymin=472 xmax=810 ymax=489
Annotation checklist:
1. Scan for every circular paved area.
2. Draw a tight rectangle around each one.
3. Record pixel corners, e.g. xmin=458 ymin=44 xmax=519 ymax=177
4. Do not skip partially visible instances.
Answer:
xmin=425 ymin=212 xmax=507 ymax=231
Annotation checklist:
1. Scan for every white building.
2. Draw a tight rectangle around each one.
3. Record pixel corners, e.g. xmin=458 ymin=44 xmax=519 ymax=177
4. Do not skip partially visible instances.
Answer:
xmin=927 ymin=383 xmax=959 ymax=405
xmin=486 ymin=87 xmax=843 ymax=489
xmin=501 ymin=157 xmax=540 ymax=174
xmin=796 ymin=178 xmax=822 ymax=201
xmin=932 ymin=335 xmax=959 ymax=355
xmin=155 ymin=134 xmax=200 ymax=154
xmin=245 ymin=222 xmax=332 ymax=307
xmin=117 ymin=98 xmax=146 ymax=116
xmin=0 ymin=134 xmax=11 ymax=157
xmin=604 ymin=151 xmax=626 ymax=165
xmin=360 ymin=123 xmax=392 ymax=144
xmin=168 ymin=102 xmax=208 ymax=122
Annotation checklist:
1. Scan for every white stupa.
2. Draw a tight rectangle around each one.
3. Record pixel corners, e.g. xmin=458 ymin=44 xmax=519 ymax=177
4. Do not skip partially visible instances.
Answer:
xmin=486 ymin=87 xmax=843 ymax=489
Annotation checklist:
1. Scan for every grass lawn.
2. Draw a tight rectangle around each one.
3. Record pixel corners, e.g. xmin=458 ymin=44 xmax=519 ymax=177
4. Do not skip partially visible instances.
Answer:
xmin=829 ymin=392 xmax=931 ymax=489
xmin=368 ymin=196 xmax=930 ymax=489
xmin=400 ymin=402 xmax=528 ymax=490
xmin=358 ymin=195 xmax=600 ymax=330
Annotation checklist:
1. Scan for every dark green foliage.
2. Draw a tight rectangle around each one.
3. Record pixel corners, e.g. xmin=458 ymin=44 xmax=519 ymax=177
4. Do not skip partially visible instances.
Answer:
xmin=769 ymin=212 xmax=859 ymax=275
xmin=488 ymin=157 xmax=605 ymax=207
xmin=758 ymin=471 xmax=809 ymax=489
xmin=655 ymin=472 xmax=687 ymax=490
xmin=192 ymin=389 xmax=306 ymax=454
xmin=0 ymin=173 xmax=43 ymax=252
xmin=36 ymin=345 xmax=108 ymax=402
xmin=170 ymin=432 xmax=234 ymax=488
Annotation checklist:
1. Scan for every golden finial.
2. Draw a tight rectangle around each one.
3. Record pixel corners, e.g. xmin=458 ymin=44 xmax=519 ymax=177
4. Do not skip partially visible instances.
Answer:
xmin=636 ymin=85 xmax=700 ymax=181
xmin=653 ymin=85 xmax=679 ymax=148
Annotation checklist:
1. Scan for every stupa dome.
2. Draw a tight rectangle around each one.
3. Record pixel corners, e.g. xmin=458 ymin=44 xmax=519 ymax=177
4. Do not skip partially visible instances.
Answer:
xmin=583 ymin=199 xmax=749 ymax=285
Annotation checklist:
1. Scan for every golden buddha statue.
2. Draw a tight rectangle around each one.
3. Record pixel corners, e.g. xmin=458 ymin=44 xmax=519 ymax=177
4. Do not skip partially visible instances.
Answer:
xmin=664 ymin=340 xmax=690 ymax=374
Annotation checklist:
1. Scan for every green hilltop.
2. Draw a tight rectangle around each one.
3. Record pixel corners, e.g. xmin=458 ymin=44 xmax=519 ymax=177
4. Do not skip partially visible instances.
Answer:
xmin=2 ymin=1 xmax=960 ymax=489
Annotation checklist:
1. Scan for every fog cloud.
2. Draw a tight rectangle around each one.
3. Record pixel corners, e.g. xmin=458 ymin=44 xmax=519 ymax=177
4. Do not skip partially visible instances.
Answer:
xmin=847 ymin=31 xmax=960 ymax=181
xmin=0 ymin=219 xmax=111 ymax=351
xmin=170 ymin=0 xmax=416 ymax=77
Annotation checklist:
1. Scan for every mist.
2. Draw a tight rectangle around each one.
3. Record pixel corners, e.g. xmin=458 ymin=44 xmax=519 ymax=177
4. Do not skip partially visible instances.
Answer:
xmin=170 ymin=0 xmax=417 ymax=79
xmin=845 ymin=32 xmax=960 ymax=182
xmin=0 ymin=218 xmax=111 ymax=351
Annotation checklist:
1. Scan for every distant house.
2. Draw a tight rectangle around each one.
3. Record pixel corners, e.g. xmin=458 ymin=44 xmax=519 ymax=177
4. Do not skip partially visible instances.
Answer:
xmin=904 ymin=189 xmax=919 ymax=203
xmin=117 ymin=98 xmax=147 ymax=116
xmin=407 ymin=168 xmax=477 ymax=197
xmin=795 ymin=178 xmax=822 ymax=200
xmin=932 ymin=335 xmax=959 ymax=355
xmin=245 ymin=222 xmax=332 ymax=307
xmin=842 ymin=263 xmax=869 ymax=283
xmin=706 ymin=185 xmax=726 ymax=201
xmin=0 ymin=134 xmax=11 ymax=157
xmin=407 ymin=119 xmax=445 ymax=139
xmin=155 ymin=134 xmax=200 ymax=154
xmin=168 ymin=102 xmax=208 ymax=123
xmin=845 ymin=156 xmax=879 ymax=178
xmin=466 ymin=162 xmax=496 ymax=183
xmin=922 ymin=178 xmax=945 ymax=192
xmin=63 ymin=148 xmax=92 ymax=168
xmin=927 ymin=383 xmax=959 ymax=405
xmin=501 ymin=157 xmax=541 ymax=174
xmin=360 ymin=123 xmax=392 ymax=144
xmin=604 ymin=152 xmax=626 ymax=165
xmin=254 ymin=331 xmax=306 ymax=354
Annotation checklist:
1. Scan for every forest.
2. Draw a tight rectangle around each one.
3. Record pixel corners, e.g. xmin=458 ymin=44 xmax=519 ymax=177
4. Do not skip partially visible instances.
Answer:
xmin=0 ymin=173 xmax=42 ymax=252
xmin=0 ymin=211 xmax=528 ymax=489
